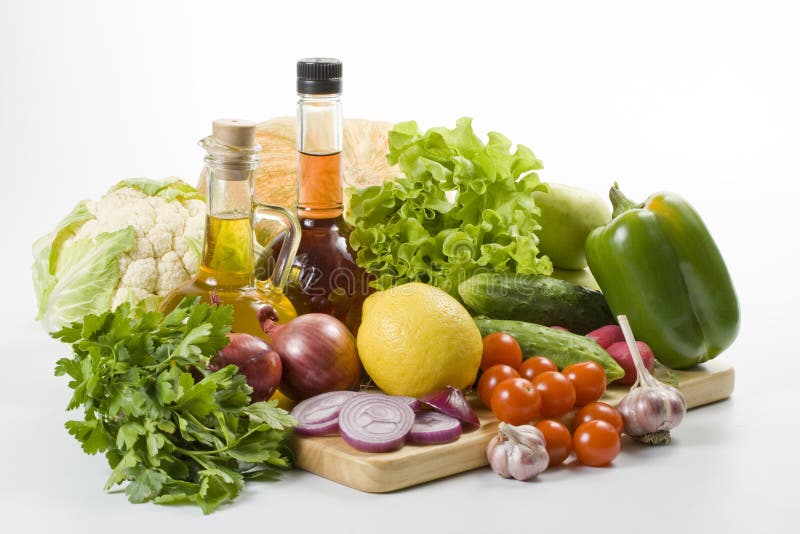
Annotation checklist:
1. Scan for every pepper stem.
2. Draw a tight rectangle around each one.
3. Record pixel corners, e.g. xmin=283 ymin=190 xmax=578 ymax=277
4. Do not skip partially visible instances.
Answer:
xmin=610 ymin=182 xmax=644 ymax=218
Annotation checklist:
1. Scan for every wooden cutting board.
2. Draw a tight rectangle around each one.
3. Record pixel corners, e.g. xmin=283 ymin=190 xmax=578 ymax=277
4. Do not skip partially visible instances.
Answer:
xmin=292 ymin=360 xmax=734 ymax=493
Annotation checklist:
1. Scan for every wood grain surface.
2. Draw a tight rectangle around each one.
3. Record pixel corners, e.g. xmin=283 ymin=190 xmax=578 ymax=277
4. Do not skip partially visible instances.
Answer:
xmin=292 ymin=359 xmax=735 ymax=493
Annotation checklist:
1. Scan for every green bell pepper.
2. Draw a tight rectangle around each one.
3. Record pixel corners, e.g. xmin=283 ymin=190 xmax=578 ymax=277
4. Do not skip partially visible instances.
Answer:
xmin=585 ymin=184 xmax=739 ymax=369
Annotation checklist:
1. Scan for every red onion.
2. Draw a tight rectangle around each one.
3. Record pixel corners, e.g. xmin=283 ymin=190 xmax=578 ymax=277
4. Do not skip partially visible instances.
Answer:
xmin=408 ymin=411 xmax=462 ymax=445
xmin=395 ymin=396 xmax=423 ymax=412
xmin=290 ymin=391 xmax=361 ymax=436
xmin=209 ymin=333 xmax=282 ymax=402
xmin=419 ymin=386 xmax=480 ymax=429
xmin=338 ymin=394 xmax=414 ymax=453
xmin=259 ymin=307 xmax=362 ymax=401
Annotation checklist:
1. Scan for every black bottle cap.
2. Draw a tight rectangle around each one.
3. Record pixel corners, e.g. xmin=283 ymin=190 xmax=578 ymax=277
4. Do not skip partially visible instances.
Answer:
xmin=297 ymin=58 xmax=342 ymax=95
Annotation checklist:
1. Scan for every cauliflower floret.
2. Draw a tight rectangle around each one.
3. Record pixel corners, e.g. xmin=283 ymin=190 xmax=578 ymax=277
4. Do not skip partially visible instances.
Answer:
xmin=148 ymin=229 xmax=174 ymax=257
xmin=180 ymin=240 xmax=202 ymax=274
xmin=88 ymin=188 xmax=158 ymax=238
xmin=183 ymin=198 xmax=206 ymax=220
xmin=156 ymin=251 xmax=190 ymax=295
xmin=128 ymin=237 xmax=155 ymax=260
xmin=120 ymin=257 xmax=158 ymax=293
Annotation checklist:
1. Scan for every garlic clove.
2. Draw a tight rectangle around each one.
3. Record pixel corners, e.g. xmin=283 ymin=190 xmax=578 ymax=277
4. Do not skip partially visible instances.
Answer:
xmin=486 ymin=435 xmax=512 ymax=478
xmin=486 ymin=423 xmax=550 ymax=481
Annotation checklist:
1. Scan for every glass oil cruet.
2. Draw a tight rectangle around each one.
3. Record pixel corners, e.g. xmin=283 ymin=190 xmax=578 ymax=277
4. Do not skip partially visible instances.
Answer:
xmin=264 ymin=58 xmax=372 ymax=335
xmin=160 ymin=119 xmax=301 ymax=338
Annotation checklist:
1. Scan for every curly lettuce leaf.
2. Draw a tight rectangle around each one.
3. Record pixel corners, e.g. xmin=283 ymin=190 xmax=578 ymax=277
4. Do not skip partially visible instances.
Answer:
xmin=348 ymin=117 xmax=551 ymax=299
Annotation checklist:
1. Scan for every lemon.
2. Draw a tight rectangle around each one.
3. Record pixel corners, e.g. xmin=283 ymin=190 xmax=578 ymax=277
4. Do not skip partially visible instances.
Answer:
xmin=357 ymin=282 xmax=483 ymax=397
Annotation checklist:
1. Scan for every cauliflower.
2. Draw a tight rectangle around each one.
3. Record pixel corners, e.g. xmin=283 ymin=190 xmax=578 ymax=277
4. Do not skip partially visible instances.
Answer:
xmin=32 ymin=178 xmax=206 ymax=332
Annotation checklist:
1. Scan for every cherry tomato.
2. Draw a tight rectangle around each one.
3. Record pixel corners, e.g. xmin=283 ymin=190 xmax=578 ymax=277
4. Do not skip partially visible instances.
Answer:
xmin=535 ymin=419 xmax=573 ymax=466
xmin=490 ymin=377 xmax=541 ymax=425
xmin=575 ymin=401 xmax=624 ymax=434
xmin=531 ymin=371 xmax=576 ymax=417
xmin=481 ymin=332 xmax=523 ymax=371
xmin=561 ymin=361 xmax=606 ymax=406
xmin=519 ymin=356 xmax=558 ymax=381
xmin=477 ymin=364 xmax=520 ymax=407
xmin=573 ymin=420 xmax=621 ymax=467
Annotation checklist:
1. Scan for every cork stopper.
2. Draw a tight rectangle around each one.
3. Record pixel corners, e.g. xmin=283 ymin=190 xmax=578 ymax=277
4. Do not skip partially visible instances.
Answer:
xmin=212 ymin=118 xmax=257 ymax=148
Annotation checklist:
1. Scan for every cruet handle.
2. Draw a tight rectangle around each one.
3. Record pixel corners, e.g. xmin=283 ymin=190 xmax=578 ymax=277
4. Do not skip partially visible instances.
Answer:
xmin=252 ymin=203 xmax=301 ymax=292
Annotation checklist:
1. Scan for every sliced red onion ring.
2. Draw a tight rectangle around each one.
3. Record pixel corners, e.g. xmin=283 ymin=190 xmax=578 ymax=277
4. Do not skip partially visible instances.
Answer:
xmin=408 ymin=411 xmax=462 ymax=445
xmin=338 ymin=394 xmax=414 ymax=453
xmin=291 ymin=390 xmax=361 ymax=436
xmin=419 ymin=386 xmax=480 ymax=429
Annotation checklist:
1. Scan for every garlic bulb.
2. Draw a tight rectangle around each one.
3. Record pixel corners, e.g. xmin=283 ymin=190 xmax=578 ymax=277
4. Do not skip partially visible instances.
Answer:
xmin=486 ymin=423 xmax=549 ymax=481
xmin=616 ymin=315 xmax=687 ymax=445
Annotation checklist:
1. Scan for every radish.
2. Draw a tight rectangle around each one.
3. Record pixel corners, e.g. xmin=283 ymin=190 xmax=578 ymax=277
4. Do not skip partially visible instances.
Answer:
xmin=606 ymin=340 xmax=656 ymax=386
xmin=586 ymin=324 xmax=625 ymax=349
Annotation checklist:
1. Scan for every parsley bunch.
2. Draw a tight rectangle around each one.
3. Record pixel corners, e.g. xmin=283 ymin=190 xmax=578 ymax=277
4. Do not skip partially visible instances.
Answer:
xmin=54 ymin=297 xmax=296 ymax=514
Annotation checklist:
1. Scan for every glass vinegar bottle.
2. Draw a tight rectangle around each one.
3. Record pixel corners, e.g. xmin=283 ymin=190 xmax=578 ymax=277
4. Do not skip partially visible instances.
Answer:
xmin=160 ymin=119 xmax=301 ymax=338
xmin=265 ymin=58 xmax=372 ymax=335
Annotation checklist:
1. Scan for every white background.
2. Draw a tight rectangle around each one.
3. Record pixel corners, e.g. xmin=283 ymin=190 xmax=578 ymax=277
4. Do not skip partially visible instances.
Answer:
xmin=1 ymin=0 xmax=798 ymax=532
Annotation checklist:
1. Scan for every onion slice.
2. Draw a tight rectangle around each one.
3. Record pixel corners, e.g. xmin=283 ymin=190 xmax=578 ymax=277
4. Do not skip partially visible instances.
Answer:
xmin=419 ymin=386 xmax=480 ymax=429
xmin=409 ymin=411 xmax=462 ymax=445
xmin=291 ymin=390 xmax=361 ymax=436
xmin=338 ymin=394 xmax=414 ymax=453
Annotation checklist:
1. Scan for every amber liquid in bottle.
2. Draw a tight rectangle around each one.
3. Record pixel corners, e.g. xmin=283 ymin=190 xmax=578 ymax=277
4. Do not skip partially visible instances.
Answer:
xmin=266 ymin=151 xmax=372 ymax=334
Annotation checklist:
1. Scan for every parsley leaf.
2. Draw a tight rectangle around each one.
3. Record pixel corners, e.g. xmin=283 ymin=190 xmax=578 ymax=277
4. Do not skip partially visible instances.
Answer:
xmin=52 ymin=297 xmax=296 ymax=514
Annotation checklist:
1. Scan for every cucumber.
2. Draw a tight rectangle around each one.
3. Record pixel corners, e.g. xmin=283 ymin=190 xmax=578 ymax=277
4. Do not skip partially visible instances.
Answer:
xmin=458 ymin=272 xmax=613 ymax=335
xmin=474 ymin=318 xmax=625 ymax=382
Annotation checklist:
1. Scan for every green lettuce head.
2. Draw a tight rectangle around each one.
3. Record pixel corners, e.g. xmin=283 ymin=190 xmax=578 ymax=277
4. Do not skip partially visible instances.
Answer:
xmin=347 ymin=118 xmax=552 ymax=300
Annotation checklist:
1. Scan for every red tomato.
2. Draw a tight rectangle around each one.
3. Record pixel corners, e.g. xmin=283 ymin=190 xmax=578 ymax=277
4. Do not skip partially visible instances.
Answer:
xmin=573 ymin=420 xmax=621 ymax=467
xmin=561 ymin=361 xmax=606 ymax=406
xmin=481 ymin=333 xmax=523 ymax=371
xmin=490 ymin=377 xmax=541 ymax=425
xmin=531 ymin=371 xmax=576 ymax=417
xmin=477 ymin=364 xmax=520 ymax=408
xmin=535 ymin=419 xmax=573 ymax=466
xmin=519 ymin=356 xmax=558 ymax=381
xmin=575 ymin=402 xmax=624 ymax=434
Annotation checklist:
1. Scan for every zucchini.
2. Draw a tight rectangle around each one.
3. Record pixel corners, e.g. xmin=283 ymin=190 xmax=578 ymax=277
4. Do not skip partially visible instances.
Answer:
xmin=458 ymin=272 xmax=613 ymax=334
xmin=474 ymin=318 xmax=624 ymax=382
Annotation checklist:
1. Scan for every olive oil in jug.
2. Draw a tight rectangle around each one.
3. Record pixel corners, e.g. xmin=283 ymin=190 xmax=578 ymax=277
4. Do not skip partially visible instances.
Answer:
xmin=160 ymin=119 xmax=301 ymax=339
